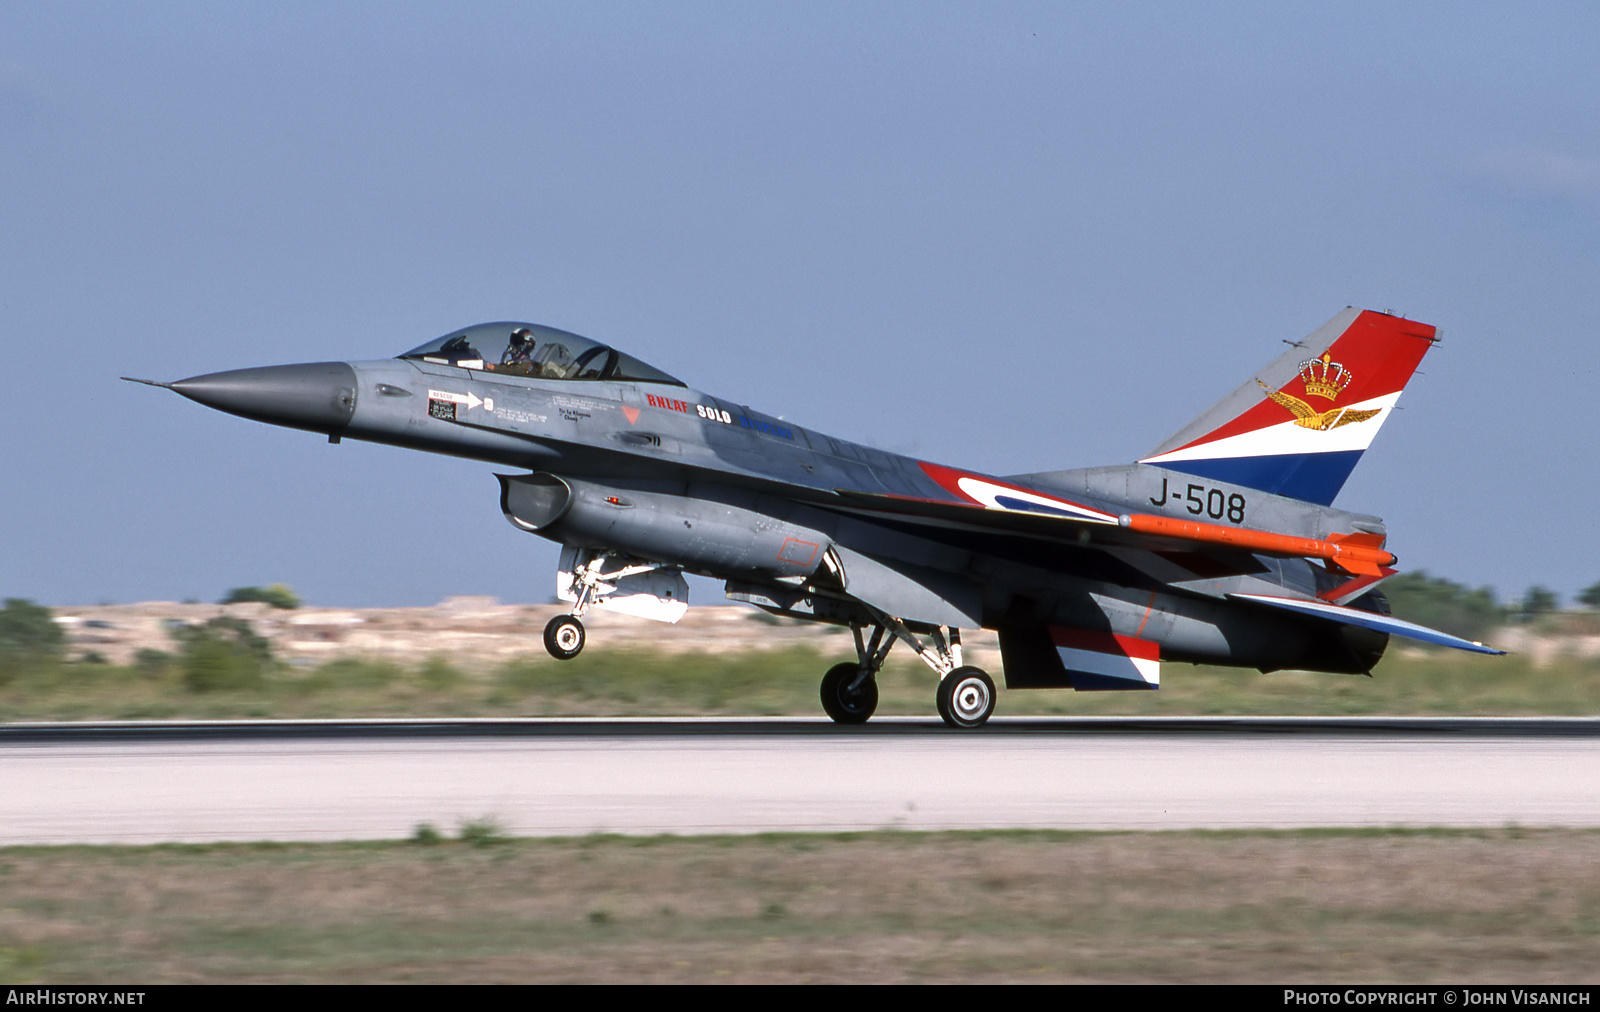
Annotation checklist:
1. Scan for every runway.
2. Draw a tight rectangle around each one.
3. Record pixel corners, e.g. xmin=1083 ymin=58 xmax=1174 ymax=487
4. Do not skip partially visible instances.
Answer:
xmin=1 ymin=717 xmax=1595 ymax=845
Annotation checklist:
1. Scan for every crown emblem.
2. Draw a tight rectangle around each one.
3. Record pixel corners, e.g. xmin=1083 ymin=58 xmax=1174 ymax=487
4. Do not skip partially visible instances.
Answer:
xmin=1298 ymin=353 xmax=1351 ymax=401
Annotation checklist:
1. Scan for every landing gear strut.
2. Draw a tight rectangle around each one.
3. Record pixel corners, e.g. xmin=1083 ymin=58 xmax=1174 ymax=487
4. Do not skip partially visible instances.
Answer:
xmin=818 ymin=621 xmax=893 ymax=725
xmin=816 ymin=613 xmax=997 ymax=729
xmin=544 ymin=552 xmax=607 ymax=660
xmin=545 ymin=549 xmax=681 ymax=661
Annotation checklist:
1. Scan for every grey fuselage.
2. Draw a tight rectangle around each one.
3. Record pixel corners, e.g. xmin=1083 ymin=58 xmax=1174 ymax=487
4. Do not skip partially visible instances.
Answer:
xmin=166 ymin=346 xmax=1393 ymax=680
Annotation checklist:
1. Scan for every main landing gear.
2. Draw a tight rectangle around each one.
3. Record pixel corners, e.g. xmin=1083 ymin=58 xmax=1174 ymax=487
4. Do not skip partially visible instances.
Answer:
xmin=936 ymin=666 xmax=996 ymax=730
xmin=820 ymin=662 xmax=878 ymax=724
xmin=818 ymin=615 xmax=996 ymax=729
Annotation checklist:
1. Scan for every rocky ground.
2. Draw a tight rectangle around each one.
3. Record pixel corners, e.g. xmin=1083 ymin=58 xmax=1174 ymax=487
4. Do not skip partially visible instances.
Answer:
xmin=50 ymin=598 xmax=1006 ymax=672
xmin=52 ymin=596 xmax=1600 ymax=673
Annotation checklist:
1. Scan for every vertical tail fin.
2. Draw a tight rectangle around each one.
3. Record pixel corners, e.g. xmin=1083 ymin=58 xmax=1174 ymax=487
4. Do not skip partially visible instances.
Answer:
xmin=1138 ymin=308 xmax=1437 ymax=506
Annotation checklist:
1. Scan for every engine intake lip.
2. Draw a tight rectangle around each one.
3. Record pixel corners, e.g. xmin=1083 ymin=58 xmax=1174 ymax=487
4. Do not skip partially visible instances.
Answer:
xmin=497 ymin=472 xmax=573 ymax=532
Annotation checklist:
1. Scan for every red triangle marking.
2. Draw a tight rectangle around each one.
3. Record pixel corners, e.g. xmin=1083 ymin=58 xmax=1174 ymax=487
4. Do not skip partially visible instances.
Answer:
xmin=621 ymin=405 xmax=639 ymax=424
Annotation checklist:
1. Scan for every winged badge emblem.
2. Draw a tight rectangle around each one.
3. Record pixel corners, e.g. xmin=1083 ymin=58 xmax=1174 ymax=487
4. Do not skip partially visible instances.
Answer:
xmin=1257 ymin=352 xmax=1380 ymax=431
xmin=1257 ymin=382 xmax=1381 ymax=430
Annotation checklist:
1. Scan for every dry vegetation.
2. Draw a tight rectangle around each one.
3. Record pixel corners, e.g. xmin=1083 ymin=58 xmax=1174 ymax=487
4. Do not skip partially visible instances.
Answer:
xmin=0 ymin=828 xmax=1595 ymax=983
xmin=1 ymin=643 xmax=1596 ymax=722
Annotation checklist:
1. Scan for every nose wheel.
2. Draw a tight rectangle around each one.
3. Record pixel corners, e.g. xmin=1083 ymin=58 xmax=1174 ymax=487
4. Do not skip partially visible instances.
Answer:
xmin=544 ymin=615 xmax=586 ymax=660
xmin=936 ymin=666 xmax=996 ymax=729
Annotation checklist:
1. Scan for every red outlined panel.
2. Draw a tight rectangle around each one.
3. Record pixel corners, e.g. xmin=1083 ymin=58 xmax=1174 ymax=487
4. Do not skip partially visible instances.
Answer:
xmin=777 ymin=538 xmax=820 ymax=567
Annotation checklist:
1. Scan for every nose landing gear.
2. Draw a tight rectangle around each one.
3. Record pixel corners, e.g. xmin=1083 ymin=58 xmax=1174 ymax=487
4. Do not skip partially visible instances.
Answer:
xmin=543 ymin=549 xmax=687 ymax=660
xmin=543 ymin=614 xmax=586 ymax=660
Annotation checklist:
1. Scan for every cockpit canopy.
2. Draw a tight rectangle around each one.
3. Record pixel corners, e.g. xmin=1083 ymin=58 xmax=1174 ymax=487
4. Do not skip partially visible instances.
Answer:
xmin=398 ymin=322 xmax=685 ymax=387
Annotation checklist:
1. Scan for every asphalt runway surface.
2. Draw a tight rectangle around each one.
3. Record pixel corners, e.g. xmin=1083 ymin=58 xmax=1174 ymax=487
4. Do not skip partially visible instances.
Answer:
xmin=1 ymin=717 xmax=1595 ymax=844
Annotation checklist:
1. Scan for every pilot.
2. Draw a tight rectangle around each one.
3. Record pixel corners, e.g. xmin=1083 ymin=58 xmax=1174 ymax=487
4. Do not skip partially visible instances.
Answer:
xmin=501 ymin=328 xmax=537 ymax=368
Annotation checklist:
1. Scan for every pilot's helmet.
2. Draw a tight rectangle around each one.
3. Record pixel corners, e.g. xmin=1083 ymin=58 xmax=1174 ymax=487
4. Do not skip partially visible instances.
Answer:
xmin=509 ymin=327 xmax=533 ymax=347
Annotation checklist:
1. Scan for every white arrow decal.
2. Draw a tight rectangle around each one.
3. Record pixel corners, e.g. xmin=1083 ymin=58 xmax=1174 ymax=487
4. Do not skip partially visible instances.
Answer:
xmin=427 ymin=389 xmax=483 ymax=409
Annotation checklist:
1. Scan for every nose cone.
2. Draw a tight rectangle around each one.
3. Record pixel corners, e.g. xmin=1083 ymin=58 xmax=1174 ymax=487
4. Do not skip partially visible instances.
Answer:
xmin=171 ymin=362 xmax=358 ymax=434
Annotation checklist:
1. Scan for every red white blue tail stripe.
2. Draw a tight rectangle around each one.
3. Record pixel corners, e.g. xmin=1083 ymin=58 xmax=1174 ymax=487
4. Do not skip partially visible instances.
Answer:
xmin=1140 ymin=310 xmax=1437 ymax=506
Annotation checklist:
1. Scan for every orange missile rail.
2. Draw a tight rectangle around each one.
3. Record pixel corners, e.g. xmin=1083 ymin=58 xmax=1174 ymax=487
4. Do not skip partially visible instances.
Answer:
xmin=1119 ymin=513 xmax=1394 ymax=576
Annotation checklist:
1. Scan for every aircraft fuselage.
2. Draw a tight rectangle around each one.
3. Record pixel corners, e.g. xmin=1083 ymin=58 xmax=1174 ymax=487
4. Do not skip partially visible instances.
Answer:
xmin=167 ymin=351 xmax=1388 ymax=677
xmin=142 ymin=310 xmax=1500 ymax=727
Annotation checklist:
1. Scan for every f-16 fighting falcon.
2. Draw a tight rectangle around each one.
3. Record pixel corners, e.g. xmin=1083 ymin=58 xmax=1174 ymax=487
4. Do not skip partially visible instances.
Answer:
xmin=129 ymin=307 xmax=1503 ymax=728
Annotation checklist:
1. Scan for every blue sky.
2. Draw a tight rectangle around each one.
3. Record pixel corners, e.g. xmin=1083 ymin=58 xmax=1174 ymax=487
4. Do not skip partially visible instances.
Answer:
xmin=2 ymin=2 xmax=1595 ymax=607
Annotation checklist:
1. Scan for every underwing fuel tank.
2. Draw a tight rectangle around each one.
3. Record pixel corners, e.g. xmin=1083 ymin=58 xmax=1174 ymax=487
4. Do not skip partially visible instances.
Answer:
xmin=497 ymin=473 xmax=831 ymax=582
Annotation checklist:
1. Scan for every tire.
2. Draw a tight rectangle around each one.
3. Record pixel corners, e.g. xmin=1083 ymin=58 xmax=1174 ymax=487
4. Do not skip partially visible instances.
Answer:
xmin=820 ymin=662 xmax=878 ymax=725
xmin=936 ymin=666 xmax=996 ymax=729
xmin=543 ymin=615 xmax=585 ymax=660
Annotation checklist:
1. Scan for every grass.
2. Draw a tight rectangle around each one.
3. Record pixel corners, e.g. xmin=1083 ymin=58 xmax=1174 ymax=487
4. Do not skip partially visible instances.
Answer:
xmin=0 ymin=646 xmax=1596 ymax=722
xmin=0 ymin=828 xmax=1595 ymax=983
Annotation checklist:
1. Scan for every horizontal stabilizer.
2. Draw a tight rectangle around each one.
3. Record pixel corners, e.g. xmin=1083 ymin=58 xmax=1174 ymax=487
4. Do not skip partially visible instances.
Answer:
xmin=1229 ymin=593 xmax=1505 ymax=655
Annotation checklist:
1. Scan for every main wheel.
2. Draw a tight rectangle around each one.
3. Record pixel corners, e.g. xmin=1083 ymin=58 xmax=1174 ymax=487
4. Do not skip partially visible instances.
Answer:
xmin=936 ymin=666 xmax=996 ymax=729
xmin=820 ymin=662 xmax=878 ymax=725
xmin=543 ymin=615 xmax=585 ymax=660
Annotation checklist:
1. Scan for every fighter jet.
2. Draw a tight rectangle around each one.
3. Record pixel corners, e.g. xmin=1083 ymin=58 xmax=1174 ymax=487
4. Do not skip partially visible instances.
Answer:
xmin=129 ymin=307 xmax=1502 ymax=728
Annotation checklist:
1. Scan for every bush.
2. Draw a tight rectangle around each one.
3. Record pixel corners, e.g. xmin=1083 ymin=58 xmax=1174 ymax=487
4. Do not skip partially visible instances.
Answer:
xmin=418 ymin=657 xmax=463 ymax=691
xmin=458 ymin=817 xmax=509 ymax=847
xmin=171 ymin=616 xmax=273 ymax=692
xmin=0 ymin=599 xmax=65 ymax=658
xmin=220 ymin=584 xmax=301 ymax=609
xmin=1515 ymin=585 xmax=1560 ymax=623
xmin=410 ymin=822 xmax=443 ymax=845
xmin=316 ymin=657 xmax=401 ymax=689
xmin=133 ymin=648 xmax=174 ymax=678
xmin=1382 ymin=572 xmax=1501 ymax=643
xmin=0 ymin=599 xmax=65 ymax=683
